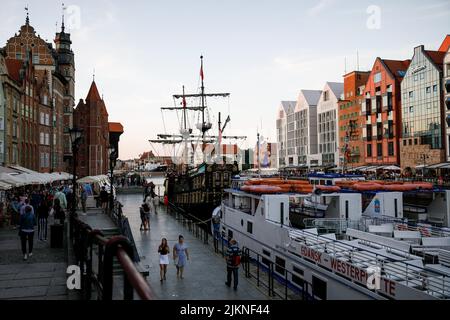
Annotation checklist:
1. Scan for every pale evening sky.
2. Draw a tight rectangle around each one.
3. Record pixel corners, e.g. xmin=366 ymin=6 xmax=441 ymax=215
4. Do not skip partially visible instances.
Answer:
xmin=1 ymin=0 xmax=449 ymax=160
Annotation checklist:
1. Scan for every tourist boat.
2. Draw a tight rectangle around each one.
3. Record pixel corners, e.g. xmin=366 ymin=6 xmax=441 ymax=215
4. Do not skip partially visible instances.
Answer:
xmin=149 ymin=57 xmax=245 ymax=224
xmin=213 ymin=182 xmax=450 ymax=300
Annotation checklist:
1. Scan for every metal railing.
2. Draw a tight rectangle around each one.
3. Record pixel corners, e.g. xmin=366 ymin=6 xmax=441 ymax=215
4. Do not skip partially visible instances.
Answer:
xmin=70 ymin=216 xmax=154 ymax=300
xmin=241 ymin=246 xmax=313 ymax=300
xmin=165 ymin=201 xmax=210 ymax=245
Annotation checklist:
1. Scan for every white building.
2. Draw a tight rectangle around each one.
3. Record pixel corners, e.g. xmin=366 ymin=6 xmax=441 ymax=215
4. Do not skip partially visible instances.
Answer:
xmin=445 ymin=45 xmax=450 ymax=161
xmin=276 ymin=101 xmax=296 ymax=167
xmin=276 ymin=91 xmax=322 ymax=168
xmin=317 ymin=82 xmax=344 ymax=167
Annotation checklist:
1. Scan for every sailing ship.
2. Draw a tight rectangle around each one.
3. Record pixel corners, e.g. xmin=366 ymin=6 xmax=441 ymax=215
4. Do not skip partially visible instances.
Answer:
xmin=149 ymin=56 xmax=246 ymax=224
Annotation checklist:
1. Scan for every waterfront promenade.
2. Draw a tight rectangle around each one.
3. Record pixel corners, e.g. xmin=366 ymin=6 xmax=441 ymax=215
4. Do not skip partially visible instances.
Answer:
xmin=0 ymin=220 xmax=72 ymax=300
xmin=117 ymin=194 xmax=267 ymax=300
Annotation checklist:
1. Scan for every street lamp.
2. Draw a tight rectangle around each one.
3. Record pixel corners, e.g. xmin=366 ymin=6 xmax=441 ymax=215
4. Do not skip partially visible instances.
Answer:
xmin=69 ymin=127 xmax=83 ymax=239
xmin=108 ymin=145 xmax=118 ymax=213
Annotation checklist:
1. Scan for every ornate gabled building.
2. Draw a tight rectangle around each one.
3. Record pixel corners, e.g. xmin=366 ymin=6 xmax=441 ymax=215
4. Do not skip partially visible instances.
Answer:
xmin=73 ymin=81 xmax=110 ymax=178
xmin=1 ymin=13 xmax=75 ymax=172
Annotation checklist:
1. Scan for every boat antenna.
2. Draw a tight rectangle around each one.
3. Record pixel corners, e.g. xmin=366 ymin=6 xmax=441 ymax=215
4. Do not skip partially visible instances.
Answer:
xmin=257 ymin=131 xmax=261 ymax=176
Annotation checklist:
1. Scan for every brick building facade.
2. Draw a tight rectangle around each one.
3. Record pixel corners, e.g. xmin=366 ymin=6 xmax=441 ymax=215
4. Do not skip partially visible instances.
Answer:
xmin=362 ymin=58 xmax=410 ymax=166
xmin=338 ymin=71 xmax=370 ymax=169
xmin=73 ymin=81 xmax=110 ymax=178
xmin=1 ymin=15 xmax=74 ymax=172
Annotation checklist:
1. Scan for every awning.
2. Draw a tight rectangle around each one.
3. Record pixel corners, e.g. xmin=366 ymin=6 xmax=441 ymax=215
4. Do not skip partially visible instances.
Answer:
xmin=77 ymin=175 xmax=109 ymax=184
xmin=437 ymin=163 xmax=450 ymax=169
xmin=415 ymin=164 xmax=426 ymax=169
xmin=381 ymin=165 xmax=401 ymax=171
xmin=426 ymin=162 xmax=449 ymax=169
xmin=0 ymin=181 xmax=13 ymax=190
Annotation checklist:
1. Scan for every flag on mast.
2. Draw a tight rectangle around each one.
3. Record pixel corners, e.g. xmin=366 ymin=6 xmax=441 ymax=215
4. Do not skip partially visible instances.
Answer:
xmin=200 ymin=64 xmax=204 ymax=81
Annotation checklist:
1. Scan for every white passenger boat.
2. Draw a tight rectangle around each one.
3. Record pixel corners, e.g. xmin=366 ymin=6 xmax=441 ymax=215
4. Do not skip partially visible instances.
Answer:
xmin=214 ymin=183 xmax=450 ymax=300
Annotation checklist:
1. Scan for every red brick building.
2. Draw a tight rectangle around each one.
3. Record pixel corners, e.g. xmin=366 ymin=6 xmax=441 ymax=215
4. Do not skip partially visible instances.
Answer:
xmin=2 ymin=15 xmax=74 ymax=172
xmin=362 ymin=58 xmax=410 ymax=166
xmin=338 ymin=71 xmax=370 ymax=169
xmin=73 ymin=81 xmax=110 ymax=178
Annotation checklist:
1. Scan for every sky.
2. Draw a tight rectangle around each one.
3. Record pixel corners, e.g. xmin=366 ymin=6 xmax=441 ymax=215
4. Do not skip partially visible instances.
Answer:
xmin=1 ymin=0 xmax=449 ymax=160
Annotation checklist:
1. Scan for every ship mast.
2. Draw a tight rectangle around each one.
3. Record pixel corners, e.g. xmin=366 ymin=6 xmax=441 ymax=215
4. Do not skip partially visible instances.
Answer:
xmin=200 ymin=56 xmax=206 ymax=161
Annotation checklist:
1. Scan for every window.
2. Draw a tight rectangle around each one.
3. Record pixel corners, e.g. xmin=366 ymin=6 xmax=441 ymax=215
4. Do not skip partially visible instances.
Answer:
xmin=247 ymin=221 xmax=253 ymax=234
xmin=45 ymin=114 xmax=50 ymax=126
xmin=426 ymin=87 xmax=431 ymax=94
xmin=40 ymin=132 xmax=44 ymax=145
xmin=40 ymin=112 xmax=45 ymax=125
xmin=433 ymin=85 xmax=438 ymax=92
xmin=414 ymin=74 xmax=418 ymax=81
xmin=0 ymin=117 xmax=3 ymax=130
xmin=388 ymin=142 xmax=394 ymax=156
xmin=377 ymin=143 xmax=382 ymax=157
xmin=32 ymin=54 xmax=39 ymax=64
xmin=16 ymin=53 xmax=22 ymax=60
xmin=409 ymin=91 xmax=413 ymax=98
xmin=312 ymin=276 xmax=327 ymax=300
xmin=45 ymin=133 xmax=50 ymax=145
xmin=367 ymin=144 xmax=372 ymax=157
xmin=275 ymin=256 xmax=286 ymax=276
xmin=323 ymin=90 xmax=329 ymax=101
xmin=374 ymin=72 xmax=382 ymax=83
xmin=409 ymin=106 xmax=414 ymax=113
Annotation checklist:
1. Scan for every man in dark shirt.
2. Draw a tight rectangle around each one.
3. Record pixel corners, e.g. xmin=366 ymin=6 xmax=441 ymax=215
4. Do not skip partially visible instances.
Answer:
xmin=100 ymin=186 xmax=109 ymax=213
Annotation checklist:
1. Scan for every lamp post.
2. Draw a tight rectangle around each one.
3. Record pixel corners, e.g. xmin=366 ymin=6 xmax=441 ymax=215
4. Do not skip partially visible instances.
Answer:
xmin=69 ymin=127 xmax=83 ymax=239
xmin=108 ymin=145 xmax=118 ymax=214
xmin=421 ymin=154 xmax=429 ymax=180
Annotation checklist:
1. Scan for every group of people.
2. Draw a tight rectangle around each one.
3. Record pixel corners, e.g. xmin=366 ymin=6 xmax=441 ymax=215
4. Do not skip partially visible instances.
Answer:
xmin=6 ymin=185 xmax=70 ymax=261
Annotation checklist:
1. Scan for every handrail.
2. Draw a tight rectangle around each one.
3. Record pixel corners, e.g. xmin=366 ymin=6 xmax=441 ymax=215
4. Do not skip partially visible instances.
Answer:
xmin=241 ymin=245 xmax=313 ymax=300
xmin=70 ymin=214 xmax=154 ymax=300
xmin=116 ymin=247 xmax=154 ymax=300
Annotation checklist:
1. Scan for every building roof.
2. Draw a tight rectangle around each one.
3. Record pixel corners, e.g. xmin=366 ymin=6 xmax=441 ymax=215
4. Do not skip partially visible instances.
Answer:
xmin=280 ymin=101 xmax=296 ymax=112
xmin=301 ymin=90 xmax=322 ymax=106
xmin=438 ymin=35 xmax=450 ymax=52
xmin=109 ymin=122 xmax=124 ymax=133
xmin=381 ymin=59 xmax=411 ymax=80
xmin=86 ymin=80 xmax=102 ymax=101
xmin=424 ymin=50 xmax=446 ymax=70
xmin=326 ymin=82 xmax=344 ymax=100
xmin=139 ymin=151 xmax=155 ymax=160
xmin=5 ymin=59 xmax=23 ymax=83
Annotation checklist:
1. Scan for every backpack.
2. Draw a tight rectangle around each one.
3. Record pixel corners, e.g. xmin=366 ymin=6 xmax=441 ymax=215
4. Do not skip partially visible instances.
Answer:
xmin=230 ymin=247 xmax=241 ymax=267
xmin=142 ymin=203 xmax=150 ymax=212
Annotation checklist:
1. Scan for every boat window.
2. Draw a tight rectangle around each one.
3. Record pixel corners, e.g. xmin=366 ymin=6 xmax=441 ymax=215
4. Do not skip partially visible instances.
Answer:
xmin=262 ymin=249 xmax=271 ymax=257
xmin=280 ymin=202 xmax=284 ymax=225
xmin=247 ymin=221 xmax=253 ymax=234
xmin=227 ymin=230 xmax=233 ymax=241
xmin=241 ymin=219 xmax=243 ymax=226
xmin=394 ymin=199 xmax=398 ymax=218
xmin=293 ymin=266 xmax=304 ymax=276
xmin=312 ymin=276 xmax=327 ymax=300
xmin=345 ymin=200 xmax=349 ymax=219
xmin=275 ymin=256 xmax=286 ymax=275
xmin=292 ymin=274 xmax=305 ymax=288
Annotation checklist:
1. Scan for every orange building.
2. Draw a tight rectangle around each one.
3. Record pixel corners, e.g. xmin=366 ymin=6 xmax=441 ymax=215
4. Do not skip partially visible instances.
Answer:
xmin=362 ymin=58 xmax=410 ymax=166
xmin=338 ymin=71 xmax=370 ymax=169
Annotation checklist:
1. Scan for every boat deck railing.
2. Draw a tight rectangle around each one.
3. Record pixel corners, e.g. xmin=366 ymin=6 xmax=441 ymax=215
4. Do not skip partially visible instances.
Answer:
xmin=287 ymin=228 xmax=450 ymax=299
xmin=304 ymin=216 xmax=450 ymax=238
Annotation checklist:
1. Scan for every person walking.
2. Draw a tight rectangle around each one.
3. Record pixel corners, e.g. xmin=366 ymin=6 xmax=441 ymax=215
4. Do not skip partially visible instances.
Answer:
xmin=225 ymin=239 xmax=241 ymax=290
xmin=19 ymin=205 xmax=36 ymax=261
xmin=100 ymin=186 xmax=109 ymax=213
xmin=80 ymin=186 xmax=88 ymax=213
xmin=139 ymin=202 xmax=151 ymax=231
xmin=173 ymin=235 xmax=189 ymax=279
xmin=54 ymin=187 xmax=67 ymax=210
xmin=158 ymin=238 xmax=170 ymax=281
xmin=53 ymin=198 xmax=65 ymax=225
xmin=37 ymin=197 xmax=50 ymax=241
